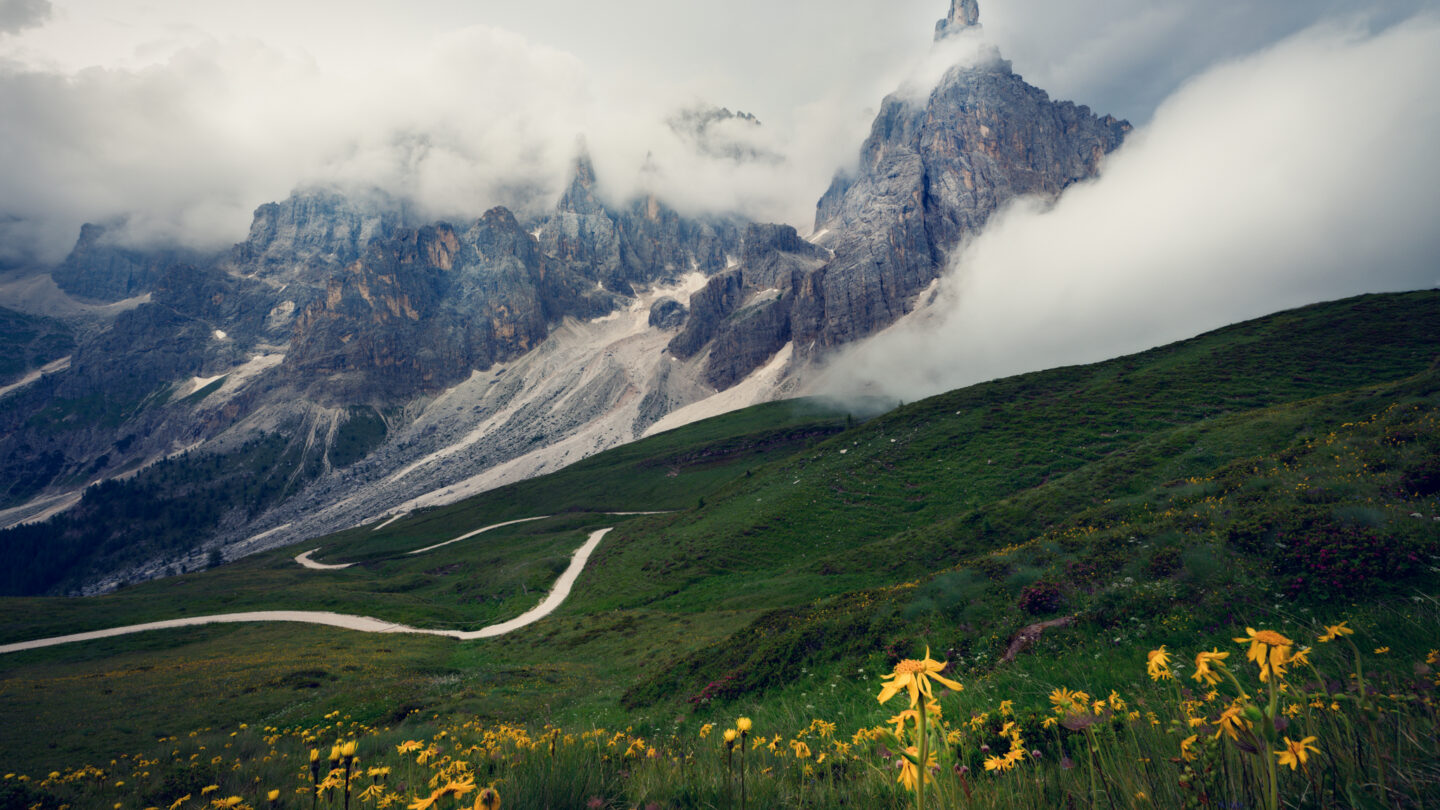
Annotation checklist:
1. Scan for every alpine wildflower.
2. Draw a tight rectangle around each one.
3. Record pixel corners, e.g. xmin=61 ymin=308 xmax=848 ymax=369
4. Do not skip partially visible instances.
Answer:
xmin=1192 ymin=649 xmax=1230 ymax=686
xmin=1318 ymin=622 xmax=1354 ymax=643
xmin=877 ymin=648 xmax=963 ymax=708
xmin=1147 ymin=646 xmax=1173 ymax=681
xmin=1274 ymin=736 xmax=1320 ymax=770
xmin=1235 ymin=628 xmax=1293 ymax=682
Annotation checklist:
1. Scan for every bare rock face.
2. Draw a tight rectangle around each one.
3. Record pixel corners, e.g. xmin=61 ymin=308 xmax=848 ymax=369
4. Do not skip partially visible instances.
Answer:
xmin=935 ymin=0 xmax=981 ymax=40
xmin=51 ymin=223 xmax=190 ymax=301
xmin=797 ymin=53 xmax=1129 ymax=357
xmin=648 ymin=297 xmax=687 ymax=330
xmin=231 ymin=188 xmax=406 ymax=284
xmin=539 ymin=153 xmax=742 ymax=296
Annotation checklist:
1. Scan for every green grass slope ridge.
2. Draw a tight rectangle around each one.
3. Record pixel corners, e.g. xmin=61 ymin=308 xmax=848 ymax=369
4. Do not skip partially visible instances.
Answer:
xmin=1 ymin=290 xmax=1438 ymax=801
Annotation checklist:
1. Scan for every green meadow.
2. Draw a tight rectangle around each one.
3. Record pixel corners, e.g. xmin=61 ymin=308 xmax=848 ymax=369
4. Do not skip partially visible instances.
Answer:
xmin=1 ymin=290 xmax=1437 ymax=808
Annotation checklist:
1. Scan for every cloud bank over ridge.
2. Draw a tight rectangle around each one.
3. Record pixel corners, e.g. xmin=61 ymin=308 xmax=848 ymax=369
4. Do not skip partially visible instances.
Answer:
xmin=4 ymin=1 xmax=1432 ymax=270
xmin=824 ymin=15 xmax=1440 ymax=402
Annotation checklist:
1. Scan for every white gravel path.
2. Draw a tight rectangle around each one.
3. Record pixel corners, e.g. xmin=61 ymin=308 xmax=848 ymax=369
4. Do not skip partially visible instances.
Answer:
xmin=0 ymin=528 xmax=614 ymax=655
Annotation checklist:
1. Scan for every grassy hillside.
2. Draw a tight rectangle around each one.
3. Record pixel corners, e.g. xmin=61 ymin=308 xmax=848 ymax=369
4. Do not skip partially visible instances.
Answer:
xmin=1 ymin=291 xmax=1437 ymax=808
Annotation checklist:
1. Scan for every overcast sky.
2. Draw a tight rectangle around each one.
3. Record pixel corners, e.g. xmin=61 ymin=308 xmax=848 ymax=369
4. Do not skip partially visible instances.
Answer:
xmin=1 ymin=0 xmax=1436 ymax=272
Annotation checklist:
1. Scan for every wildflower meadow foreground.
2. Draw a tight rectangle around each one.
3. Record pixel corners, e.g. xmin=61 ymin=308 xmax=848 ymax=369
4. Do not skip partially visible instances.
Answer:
xmin=5 ymin=617 xmax=1436 ymax=809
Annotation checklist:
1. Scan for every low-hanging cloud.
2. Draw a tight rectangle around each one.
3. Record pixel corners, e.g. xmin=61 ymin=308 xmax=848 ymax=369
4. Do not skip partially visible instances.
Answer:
xmin=823 ymin=15 xmax=1440 ymax=403
xmin=0 ymin=0 xmax=50 ymax=36
xmin=0 ymin=4 xmax=936 ymax=267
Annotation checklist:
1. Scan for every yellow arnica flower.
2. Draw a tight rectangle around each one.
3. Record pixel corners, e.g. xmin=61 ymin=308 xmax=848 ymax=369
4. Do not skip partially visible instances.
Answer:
xmin=736 ymin=717 xmax=752 ymax=733
xmin=723 ymin=728 xmax=737 ymax=744
xmin=1214 ymin=704 xmax=1252 ymax=741
xmin=476 ymin=787 xmax=501 ymax=809
xmin=877 ymin=648 xmax=963 ymax=707
xmin=1192 ymin=649 xmax=1230 ymax=686
xmin=267 ymin=788 xmax=281 ymax=802
xmin=1146 ymin=646 xmax=1172 ymax=681
xmin=1048 ymin=687 xmax=1090 ymax=715
xmin=1179 ymin=734 xmax=1198 ymax=762
xmin=1274 ymin=736 xmax=1320 ymax=770
xmin=340 ymin=740 xmax=358 ymax=758
xmin=1318 ymin=622 xmax=1353 ymax=643
xmin=1234 ymin=628 xmax=1293 ymax=682
xmin=699 ymin=723 xmax=713 ymax=739
xmin=898 ymin=746 xmax=937 ymax=790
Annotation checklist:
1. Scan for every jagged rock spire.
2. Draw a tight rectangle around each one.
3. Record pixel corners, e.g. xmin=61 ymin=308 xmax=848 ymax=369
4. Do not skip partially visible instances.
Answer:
xmin=935 ymin=0 xmax=980 ymax=41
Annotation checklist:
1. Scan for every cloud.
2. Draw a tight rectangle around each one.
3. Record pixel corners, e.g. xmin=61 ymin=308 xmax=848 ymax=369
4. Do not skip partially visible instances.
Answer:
xmin=0 ymin=2 xmax=945 ymax=266
xmin=822 ymin=15 xmax=1440 ymax=403
xmin=977 ymin=0 xmax=1436 ymax=124
xmin=0 ymin=0 xmax=50 ymax=36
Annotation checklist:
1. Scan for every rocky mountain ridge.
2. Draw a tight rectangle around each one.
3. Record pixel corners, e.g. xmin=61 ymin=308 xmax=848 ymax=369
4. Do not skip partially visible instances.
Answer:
xmin=0 ymin=0 xmax=1132 ymax=594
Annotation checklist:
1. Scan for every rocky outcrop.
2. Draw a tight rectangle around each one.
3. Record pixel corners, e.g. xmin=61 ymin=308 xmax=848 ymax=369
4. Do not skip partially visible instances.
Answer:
xmin=648 ymin=297 xmax=687 ymax=330
xmin=284 ymin=211 xmax=551 ymax=401
xmin=935 ymin=0 xmax=980 ymax=40
xmin=797 ymin=51 xmax=1128 ymax=357
xmin=229 ymin=187 xmax=407 ymax=283
xmin=538 ymin=153 xmax=742 ymax=296
xmin=668 ymin=223 xmax=826 ymax=387
xmin=667 ymin=106 xmax=781 ymax=164
xmin=51 ymin=223 xmax=188 ymax=301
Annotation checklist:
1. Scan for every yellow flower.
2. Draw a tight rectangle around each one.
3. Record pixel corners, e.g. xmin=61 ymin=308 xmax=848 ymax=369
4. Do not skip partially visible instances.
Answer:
xmin=888 ymin=709 xmax=920 ymax=738
xmin=998 ymin=700 xmax=1014 ymax=716
xmin=396 ymin=741 xmax=422 ymax=755
xmin=1048 ymin=687 xmax=1090 ymax=715
xmin=790 ymin=741 xmax=811 ymax=759
xmin=1274 ymin=736 xmax=1320 ymax=770
xmin=1374 ymin=646 xmax=1390 ymax=655
xmin=407 ymin=793 xmax=436 ymax=810
xmin=877 ymin=648 xmax=963 ymax=707
xmin=212 ymin=798 xmax=243 ymax=809
xmin=443 ymin=777 xmax=476 ymax=799
xmin=699 ymin=723 xmax=713 ymax=739
xmin=340 ymin=741 xmax=358 ymax=758
xmin=1191 ymin=649 xmax=1230 ymax=686
xmin=201 ymin=785 xmax=220 ymax=796
xmin=1214 ymin=704 xmax=1252 ymax=741
xmin=736 ymin=717 xmax=752 ymax=733
xmin=475 ymin=786 xmax=501 ymax=809
xmin=1289 ymin=646 xmax=1312 ymax=666
xmin=267 ymin=789 xmax=280 ymax=802
xmin=1180 ymin=734 xmax=1198 ymax=762
xmin=1318 ymin=622 xmax=1353 ymax=642
xmin=1146 ymin=646 xmax=1172 ymax=681
xmin=898 ymin=746 xmax=937 ymax=791
xmin=1234 ymin=628 xmax=1293 ymax=682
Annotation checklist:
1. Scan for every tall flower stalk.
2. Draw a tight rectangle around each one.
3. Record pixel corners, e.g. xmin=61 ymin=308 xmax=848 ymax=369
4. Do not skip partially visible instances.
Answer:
xmin=877 ymin=647 xmax=962 ymax=808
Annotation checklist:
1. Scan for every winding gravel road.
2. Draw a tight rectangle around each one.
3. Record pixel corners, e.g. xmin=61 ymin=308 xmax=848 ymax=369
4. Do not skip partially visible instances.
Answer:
xmin=0 ymin=526 xmax=614 ymax=655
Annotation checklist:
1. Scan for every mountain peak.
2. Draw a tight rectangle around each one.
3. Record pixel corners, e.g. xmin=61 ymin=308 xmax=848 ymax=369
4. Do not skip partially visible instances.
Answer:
xmin=935 ymin=0 xmax=980 ymax=41
xmin=556 ymin=149 xmax=605 ymax=216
